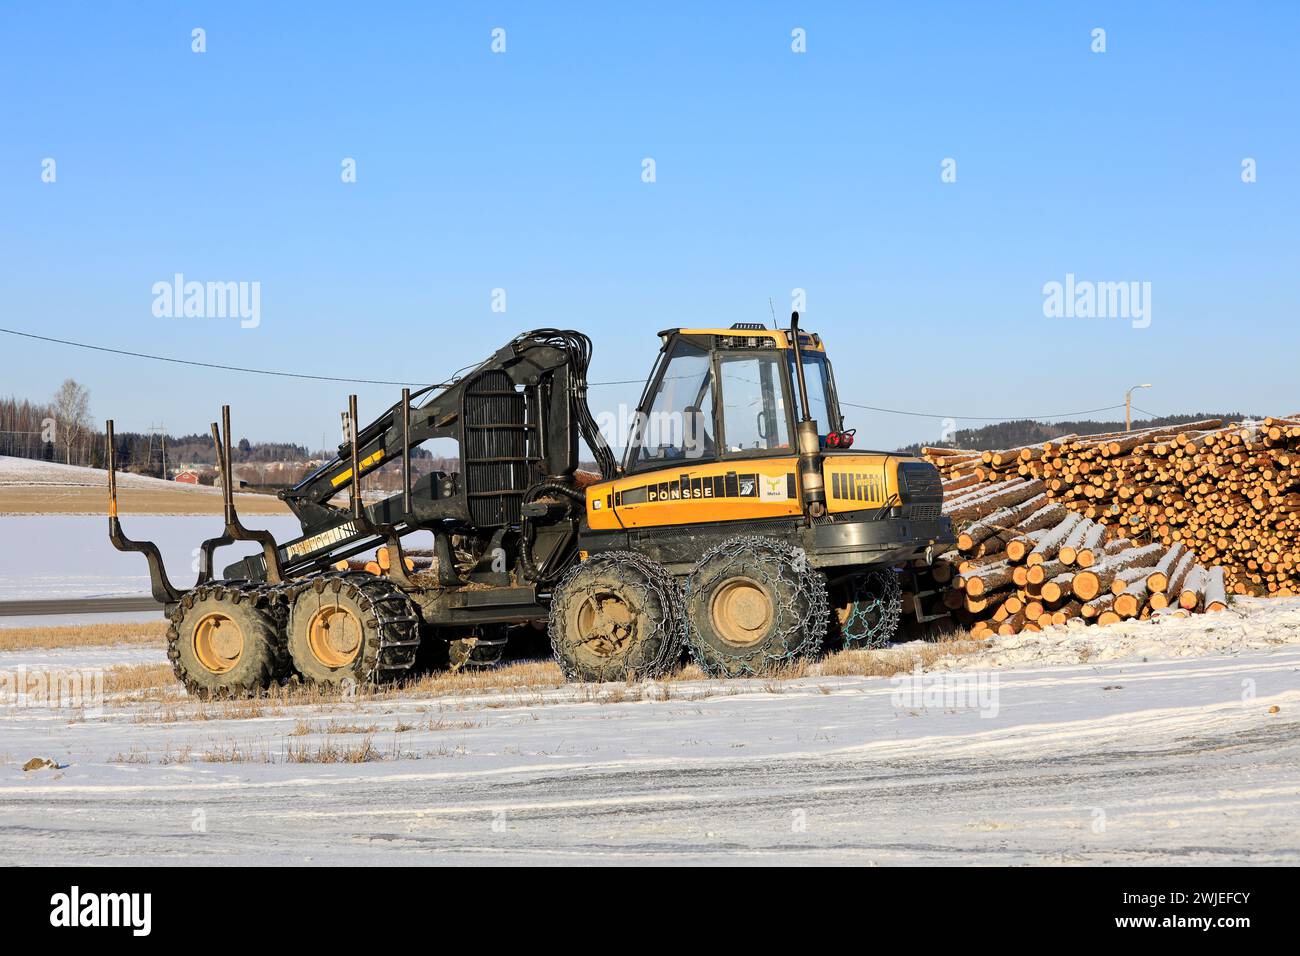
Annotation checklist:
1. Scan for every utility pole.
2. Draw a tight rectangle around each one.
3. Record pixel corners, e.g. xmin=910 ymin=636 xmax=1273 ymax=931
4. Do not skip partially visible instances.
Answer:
xmin=1125 ymin=384 xmax=1152 ymax=432
xmin=146 ymin=423 xmax=168 ymax=478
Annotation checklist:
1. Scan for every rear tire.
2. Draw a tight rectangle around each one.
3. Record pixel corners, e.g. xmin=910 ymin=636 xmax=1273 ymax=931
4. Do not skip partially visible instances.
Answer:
xmin=833 ymin=568 xmax=903 ymax=648
xmin=549 ymin=552 xmax=684 ymax=682
xmin=168 ymin=584 xmax=284 ymax=699
xmin=286 ymin=573 xmax=421 ymax=688
xmin=684 ymin=536 xmax=828 ymax=677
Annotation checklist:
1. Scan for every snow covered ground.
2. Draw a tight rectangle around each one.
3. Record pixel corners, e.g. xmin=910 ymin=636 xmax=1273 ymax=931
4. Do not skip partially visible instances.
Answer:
xmin=0 ymin=455 xmax=219 ymax=492
xmin=2 ymin=599 xmax=1297 ymax=865
xmin=0 ymin=514 xmax=302 ymax=601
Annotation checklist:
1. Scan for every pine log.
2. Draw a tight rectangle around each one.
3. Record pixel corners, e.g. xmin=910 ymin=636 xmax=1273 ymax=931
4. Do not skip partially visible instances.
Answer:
xmin=1070 ymin=543 xmax=1166 ymax=601
xmin=1204 ymin=566 xmax=1228 ymax=611
xmin=1178 ymin=566 xmax=1209 ymax=611
xmin=1027 ymin=512 xmax=1085 ymax=566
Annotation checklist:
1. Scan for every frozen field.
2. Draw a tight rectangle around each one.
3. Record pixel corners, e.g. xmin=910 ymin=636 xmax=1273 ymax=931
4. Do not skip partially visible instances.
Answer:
xmin=2 ymin=599 xmax=1298 ymax=866
xmin=0 ymin=455 xmax=222 ymax=492
xmin=0 ymin=514 xmax=301 ymax=602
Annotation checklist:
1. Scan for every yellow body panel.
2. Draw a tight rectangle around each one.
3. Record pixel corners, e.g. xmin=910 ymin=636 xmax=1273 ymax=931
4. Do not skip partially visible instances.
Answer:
xmin=330 ymin=450 xmax=384 ymax=488
xmin=585 ymin=453 xmax=907 ymax=530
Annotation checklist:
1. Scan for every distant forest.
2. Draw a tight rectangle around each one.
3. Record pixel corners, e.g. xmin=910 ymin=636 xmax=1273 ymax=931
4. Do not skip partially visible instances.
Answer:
xmin=2 ymin=391 xmax=447 ymax=492
xmin=1 ymin=395 xmax=314 ymax=472
xmin=896 ymin=413 xmax=1258 ymax=455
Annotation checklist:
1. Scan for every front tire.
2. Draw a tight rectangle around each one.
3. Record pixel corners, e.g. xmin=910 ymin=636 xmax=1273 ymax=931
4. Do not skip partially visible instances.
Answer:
xmin=683 ymin=536 xmax=828 ymax=677
xmin=548 ymin=552 xmax=684 ymax=682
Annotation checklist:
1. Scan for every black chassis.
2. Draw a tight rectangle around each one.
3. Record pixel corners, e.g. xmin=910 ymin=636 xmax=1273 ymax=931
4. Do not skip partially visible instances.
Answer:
xmin=579 ymin=510 xmax=954 ymax=579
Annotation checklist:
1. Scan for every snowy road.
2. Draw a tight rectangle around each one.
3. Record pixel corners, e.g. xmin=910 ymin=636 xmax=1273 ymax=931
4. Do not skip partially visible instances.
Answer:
xmin=2 ymin=646 xmax=1297 ymax=865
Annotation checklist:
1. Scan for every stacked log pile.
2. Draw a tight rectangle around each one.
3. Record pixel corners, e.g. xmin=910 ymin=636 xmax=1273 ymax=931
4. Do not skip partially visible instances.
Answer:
xmin=933 ymin=470 xmax=1229 ymax=637
xmin=925 ymin=416 xmax=1300 ymax=601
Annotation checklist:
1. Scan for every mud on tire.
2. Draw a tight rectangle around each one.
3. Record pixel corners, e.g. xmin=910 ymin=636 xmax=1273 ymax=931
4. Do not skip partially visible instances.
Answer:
xmin=167 ymin=583 xmax=287 ymax=699
xmin=548 ymin=551 xmax=685 ymax=682
xmin=683 ymin=535 xmax=829 ymax=677
xmin=285 ymin=572 xmax=421 ymax=689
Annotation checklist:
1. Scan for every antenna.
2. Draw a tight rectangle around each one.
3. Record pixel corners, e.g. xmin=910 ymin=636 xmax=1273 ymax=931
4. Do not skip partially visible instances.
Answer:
xmin=767 ymin=297 xmax=778 ymax=330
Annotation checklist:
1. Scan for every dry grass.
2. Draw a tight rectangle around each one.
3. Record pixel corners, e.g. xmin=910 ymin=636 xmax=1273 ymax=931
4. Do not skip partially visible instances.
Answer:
xmin=813 ymin=637 xmax=985 ymax=677
xmin=90 ymin=635 xmax=988 ymax=720
xmin=400 ymin=659 xmax=567 ymax=695
xmin=104 ymin=663 xmax=178 ymax=694
xmin=0 ymin=485 xmax=289 ymax=515
xmin=110 ymin=735 xmax=440 ymax=765
xmin=290 ymin=720 xmax=380 ymax=736
xmin=86 ymin=639 xmax=977 ymax=707
xmin=284 ymin=737 xmax=384 ymax=763
xmin=0 ymin=620 xmax=168 ymax=652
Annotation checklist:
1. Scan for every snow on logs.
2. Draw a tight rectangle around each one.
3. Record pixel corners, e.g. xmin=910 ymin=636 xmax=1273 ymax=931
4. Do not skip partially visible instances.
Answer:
xmin=933 ymin=466 xmax=1237 ymax=637
xmin=924 ymin=417 xmax=1300 ymax=598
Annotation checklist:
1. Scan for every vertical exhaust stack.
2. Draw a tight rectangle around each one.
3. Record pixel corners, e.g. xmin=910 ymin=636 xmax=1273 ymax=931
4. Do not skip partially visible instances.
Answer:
xmin=789 ymin=311 xmax=827 ymax=520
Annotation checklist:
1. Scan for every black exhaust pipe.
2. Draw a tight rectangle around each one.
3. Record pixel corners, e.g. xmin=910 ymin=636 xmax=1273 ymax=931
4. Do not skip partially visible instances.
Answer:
xmin=790 ymin=312 xmax=827 ymax=519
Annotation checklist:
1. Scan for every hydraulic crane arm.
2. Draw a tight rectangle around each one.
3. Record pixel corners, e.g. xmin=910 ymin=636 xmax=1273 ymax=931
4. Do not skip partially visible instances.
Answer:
xmin=228 ymin=329 xmax=617 ymax=580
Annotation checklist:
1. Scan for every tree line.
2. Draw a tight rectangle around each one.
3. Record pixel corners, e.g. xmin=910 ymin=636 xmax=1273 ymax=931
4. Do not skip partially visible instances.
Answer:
xmin=1 ymin=381 xmax=312 ymax=475
xmin=1 ymin=382 xmax=453 ymax=493
xmin=896 ymin=412 xmax=1258 ymax=455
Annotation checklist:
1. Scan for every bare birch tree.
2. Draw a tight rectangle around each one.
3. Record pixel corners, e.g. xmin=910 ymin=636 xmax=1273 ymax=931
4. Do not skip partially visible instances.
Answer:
xmin=51 ymin=379 xmax=91 ymax=465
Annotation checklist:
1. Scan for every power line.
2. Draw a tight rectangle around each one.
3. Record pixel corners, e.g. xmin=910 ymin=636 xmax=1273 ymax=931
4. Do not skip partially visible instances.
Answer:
xmin=0 ymin=327 xmax=435 ymax=387
xmin=3 ymin=325 xmax=1144 ymax=425
xmin=838 ymin=400 xmax=1129 ymax=423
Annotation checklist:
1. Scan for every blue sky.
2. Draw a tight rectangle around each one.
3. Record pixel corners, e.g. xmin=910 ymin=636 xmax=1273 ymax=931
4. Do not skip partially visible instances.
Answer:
xmin=2 ymin=2 xmax=1296 ymax=453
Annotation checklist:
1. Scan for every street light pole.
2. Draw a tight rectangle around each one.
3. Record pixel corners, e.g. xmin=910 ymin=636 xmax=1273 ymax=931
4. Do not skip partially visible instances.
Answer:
xmin=1125 ymin=384 xmax=1153 ymax=432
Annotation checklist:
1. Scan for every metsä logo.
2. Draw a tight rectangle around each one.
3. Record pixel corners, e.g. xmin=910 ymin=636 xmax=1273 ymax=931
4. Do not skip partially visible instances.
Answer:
xmin=49 ymin=886 xmax=151 ymax=936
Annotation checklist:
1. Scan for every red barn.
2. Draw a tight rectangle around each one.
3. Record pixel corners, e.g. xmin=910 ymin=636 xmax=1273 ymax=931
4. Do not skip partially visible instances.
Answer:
xmin=173 ymin=469 xmax=200 ymax=484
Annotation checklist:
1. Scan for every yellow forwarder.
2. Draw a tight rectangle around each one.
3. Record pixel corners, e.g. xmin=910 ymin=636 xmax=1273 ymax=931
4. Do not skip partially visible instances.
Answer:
xmin=106 ymin=315 xmax=953 ymax=696
xmin=574 ymin=317 xmax=953 ymax=675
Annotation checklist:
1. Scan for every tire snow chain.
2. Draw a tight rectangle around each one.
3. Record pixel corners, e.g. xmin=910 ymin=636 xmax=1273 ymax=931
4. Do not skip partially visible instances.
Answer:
xmin=280 ymin=571 xmax=423 ymax=685
xmin=549 ymin=550 xmax=686 ymax=681
xmin=684 ymin=535 xmax=829 ymax=677
xmin=841 ymin=568 xmax=903 ymax=649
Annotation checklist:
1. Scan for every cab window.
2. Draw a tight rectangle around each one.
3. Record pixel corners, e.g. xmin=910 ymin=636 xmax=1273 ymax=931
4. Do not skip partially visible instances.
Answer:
xmin=789 ymin=353 xmax=837 ymax=433
xmin=719 ymin=353 xmax=791 ymax=454
xmin=629 ymin=340 xmax=716 ymax=467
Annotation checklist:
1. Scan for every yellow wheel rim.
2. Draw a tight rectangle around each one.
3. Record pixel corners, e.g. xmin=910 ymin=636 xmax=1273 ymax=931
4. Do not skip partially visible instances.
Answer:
xmin=569 ymin=591 xmax=636 ymax=659
xmin=193 ymin=611 xmax=245 ymax=675
xmin=306 ymin=604 xmax=363 ymax=669
xmin=709 ymin=577 xmax=775 ymax=647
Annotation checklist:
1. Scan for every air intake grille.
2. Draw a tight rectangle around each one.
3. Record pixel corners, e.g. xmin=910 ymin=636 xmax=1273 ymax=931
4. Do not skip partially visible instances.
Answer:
xmin=463 ymin=370 xmax=530 ymax=527
xmin=899 ymin=462 xmax=943 ymax=502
